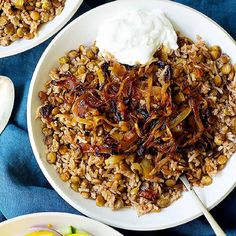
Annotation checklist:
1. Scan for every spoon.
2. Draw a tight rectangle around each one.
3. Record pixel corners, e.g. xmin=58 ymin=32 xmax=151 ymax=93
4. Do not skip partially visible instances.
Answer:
xmin=180 ymin=175 xmax=226 ymax=236
xmin=0 ymin=76 xmax=15 ymax=135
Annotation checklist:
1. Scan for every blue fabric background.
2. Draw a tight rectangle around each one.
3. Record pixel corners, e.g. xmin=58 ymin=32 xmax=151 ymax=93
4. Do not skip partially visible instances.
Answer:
xmin=0 ymin=1 xmax=235 ymax=235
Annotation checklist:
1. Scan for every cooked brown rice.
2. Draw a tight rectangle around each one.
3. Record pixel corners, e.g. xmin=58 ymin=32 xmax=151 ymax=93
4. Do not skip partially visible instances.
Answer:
xmin=36 ymin=35 xmax=236 ymax=215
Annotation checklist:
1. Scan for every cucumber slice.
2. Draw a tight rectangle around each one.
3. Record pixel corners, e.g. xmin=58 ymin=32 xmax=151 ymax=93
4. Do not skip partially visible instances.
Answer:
xmin=69 ymin=228 xmax=91 ymax=236
xmin=71 ymin=226 xmax=77 ymax=233
xmin=67 ymin=233 xmax=91 ymax=236
xmin=58 ymin=226 xmax=73 ymax=235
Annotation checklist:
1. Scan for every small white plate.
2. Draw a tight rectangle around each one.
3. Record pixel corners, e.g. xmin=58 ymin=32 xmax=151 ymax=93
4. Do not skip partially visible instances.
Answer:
xmin=27 ymin=0 xmax=236 ymax=231
xmin=0 ymin=212 xmax=123 ymax=236
xmin=0 ymin=0 xmax=83 ymax=58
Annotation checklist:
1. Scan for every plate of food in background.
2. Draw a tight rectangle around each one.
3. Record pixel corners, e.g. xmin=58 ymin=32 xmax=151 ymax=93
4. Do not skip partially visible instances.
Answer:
xmin=0 ymin=0 xmax=83 ymax=58
xmin=0 ymin=212 xmax=123 ymax=236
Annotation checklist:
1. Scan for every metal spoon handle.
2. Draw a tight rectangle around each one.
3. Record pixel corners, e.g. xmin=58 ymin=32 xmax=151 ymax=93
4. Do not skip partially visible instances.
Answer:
xmin=180 ymin=175 xmax=226 ymax=236
xmin=189 ymin=189 xmax=226 ymax=236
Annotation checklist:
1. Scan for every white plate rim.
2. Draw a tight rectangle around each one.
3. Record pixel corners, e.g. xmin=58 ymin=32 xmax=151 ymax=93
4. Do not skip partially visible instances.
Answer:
xmin=0 ymin=0 xmax=84 ymax=58
xmin=27 ymin=0 xmax=236 ymax=231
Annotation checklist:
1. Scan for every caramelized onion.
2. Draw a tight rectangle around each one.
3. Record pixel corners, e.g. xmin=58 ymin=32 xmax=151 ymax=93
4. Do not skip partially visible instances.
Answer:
xmin=66 ymin=59 xmax=209 ymax=176
xmin=169 ymin=107 xmax=192 ymax=129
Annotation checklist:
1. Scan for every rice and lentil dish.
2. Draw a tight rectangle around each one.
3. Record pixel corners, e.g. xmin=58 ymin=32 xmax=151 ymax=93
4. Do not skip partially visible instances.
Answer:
xmin=37 ymin=35 xmax=236 ymax=215
xmin=0 ymin=0 xmax=65 ymax=46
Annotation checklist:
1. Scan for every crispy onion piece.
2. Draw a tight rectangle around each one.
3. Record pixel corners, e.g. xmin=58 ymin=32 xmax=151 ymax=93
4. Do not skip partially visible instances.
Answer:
xmin=189 ymin=98 xmax=205 ymax=132
xmin=150 ymin=136 xmax=183 ymax=176
xmin=169 ymin=106 xmax=192 ymax=129
xmin=72 ymin=92 xmax=103 ymax=117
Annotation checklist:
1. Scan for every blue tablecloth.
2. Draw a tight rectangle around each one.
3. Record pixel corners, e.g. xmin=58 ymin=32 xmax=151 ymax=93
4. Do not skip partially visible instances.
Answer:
xmin=0 ymin=1 xmax=236 ymax=235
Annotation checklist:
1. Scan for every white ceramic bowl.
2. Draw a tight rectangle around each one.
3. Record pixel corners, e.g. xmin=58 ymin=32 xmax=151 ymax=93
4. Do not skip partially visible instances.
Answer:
xmin=27 ymin=0 xmax=236 ymax=231
xmin=0 ymin=0 xmax=83 ymax=58
xmin=0 ymin=212 xmax=123 ymax=236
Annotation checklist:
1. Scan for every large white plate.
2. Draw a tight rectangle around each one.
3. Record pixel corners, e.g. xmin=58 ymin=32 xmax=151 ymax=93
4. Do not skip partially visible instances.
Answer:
xmin=27 ymin=0 xmax=236 ymax=231
xmin=0 ymin=212 xmax=123 ymax=236
xmin=0 ymin=0 xmax=83 ymax=58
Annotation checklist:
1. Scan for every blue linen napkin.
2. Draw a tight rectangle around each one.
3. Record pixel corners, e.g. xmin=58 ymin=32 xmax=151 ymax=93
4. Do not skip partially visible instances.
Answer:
xmin=0 ymin=1 xmax=236 ymax=235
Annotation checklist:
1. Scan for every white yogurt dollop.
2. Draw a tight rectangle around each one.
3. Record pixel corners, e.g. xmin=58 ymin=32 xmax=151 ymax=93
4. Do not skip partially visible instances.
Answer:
xmin=96 ymin=9 xmax=178 ymax=66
